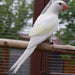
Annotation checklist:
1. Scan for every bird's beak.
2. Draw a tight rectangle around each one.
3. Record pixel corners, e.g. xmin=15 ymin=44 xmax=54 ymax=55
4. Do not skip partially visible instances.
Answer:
xmin=63 ymin=4 xmax=67 ymax=11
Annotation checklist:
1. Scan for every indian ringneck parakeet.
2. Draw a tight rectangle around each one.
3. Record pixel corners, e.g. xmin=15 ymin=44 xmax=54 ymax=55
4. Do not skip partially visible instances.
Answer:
xmin=10 ymin=0 xmax=67 ymax=73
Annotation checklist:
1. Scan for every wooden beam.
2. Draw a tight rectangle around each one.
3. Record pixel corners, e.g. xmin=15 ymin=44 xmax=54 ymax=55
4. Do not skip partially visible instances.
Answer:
xmin=0 ymin=38 xmax=75 ymax=55
xmin=37 ymin=44 xmax=75 ymax=55
xmin=0 ymin=38 xmax=28 ymax=49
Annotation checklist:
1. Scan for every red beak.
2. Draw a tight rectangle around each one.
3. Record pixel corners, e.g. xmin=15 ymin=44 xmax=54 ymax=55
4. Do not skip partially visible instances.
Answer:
xmin=63 ymin=4 xmax=67 ymax=11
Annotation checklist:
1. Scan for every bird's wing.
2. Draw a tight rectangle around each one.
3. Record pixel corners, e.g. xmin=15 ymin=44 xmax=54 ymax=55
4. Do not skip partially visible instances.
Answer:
xmin=29 ymin=14 xmax=58 ymax=36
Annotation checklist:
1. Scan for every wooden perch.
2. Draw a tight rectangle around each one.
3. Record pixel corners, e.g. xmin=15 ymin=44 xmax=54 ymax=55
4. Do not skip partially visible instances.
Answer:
xmin=0 ymin=38 xmax=75 ymax=55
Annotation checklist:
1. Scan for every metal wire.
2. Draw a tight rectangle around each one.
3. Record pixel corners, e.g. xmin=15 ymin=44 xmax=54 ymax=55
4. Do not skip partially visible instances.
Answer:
xmin=0 ymin=0 xmax=75 ymax=75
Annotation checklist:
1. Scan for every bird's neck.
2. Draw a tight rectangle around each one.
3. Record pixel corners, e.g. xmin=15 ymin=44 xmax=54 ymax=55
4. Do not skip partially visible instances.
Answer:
xmin=45 ymin=6 xmax=60 ymax=15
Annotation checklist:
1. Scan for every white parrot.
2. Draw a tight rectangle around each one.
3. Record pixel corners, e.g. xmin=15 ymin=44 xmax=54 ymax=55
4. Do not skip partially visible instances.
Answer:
xmin=10 ymin=0 xmax=67 ymax=73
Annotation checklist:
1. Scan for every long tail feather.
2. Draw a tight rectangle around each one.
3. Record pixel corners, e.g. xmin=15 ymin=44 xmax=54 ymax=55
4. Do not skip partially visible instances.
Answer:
xmin=10 ymin=46 xmax=37 ymax=73
xmin=9 ymin=50 xmax=27 ymax=71
xmin=10 ymin=35 xmax=48 ymax=73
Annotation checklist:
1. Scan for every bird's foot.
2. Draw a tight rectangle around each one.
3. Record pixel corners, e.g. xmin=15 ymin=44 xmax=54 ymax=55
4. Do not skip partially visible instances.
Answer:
xmin=49 ymin=41 xmax=54 ymax=45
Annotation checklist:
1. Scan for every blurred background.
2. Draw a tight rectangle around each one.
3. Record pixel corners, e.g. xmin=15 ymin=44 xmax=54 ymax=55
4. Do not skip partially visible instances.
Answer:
xmin=0 ymin=0 xmax=75 ymax=75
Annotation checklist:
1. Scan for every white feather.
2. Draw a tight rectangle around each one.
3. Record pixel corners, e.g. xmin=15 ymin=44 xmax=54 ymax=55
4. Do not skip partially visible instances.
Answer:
xmin=29 ymin=14 xmax=58 ymax=36
xmin=10 ymin=0 xmax=67 ymax=73
xmin=10 ymin=33 xmax=56 ymax=73
xmin=12 ymin=46 xmax=37 ymax=73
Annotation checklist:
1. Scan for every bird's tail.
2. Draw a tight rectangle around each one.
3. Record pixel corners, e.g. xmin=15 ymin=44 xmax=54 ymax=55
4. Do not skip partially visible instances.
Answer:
xmin=9 ymin=45 xmax=37 ymax=74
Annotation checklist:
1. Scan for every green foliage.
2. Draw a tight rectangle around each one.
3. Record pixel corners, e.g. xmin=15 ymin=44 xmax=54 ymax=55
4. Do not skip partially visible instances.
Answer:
xmin=56 ymin=0 xmax=75 ymax=46
xmin=0 ymin=0 xmax=34 ymax=39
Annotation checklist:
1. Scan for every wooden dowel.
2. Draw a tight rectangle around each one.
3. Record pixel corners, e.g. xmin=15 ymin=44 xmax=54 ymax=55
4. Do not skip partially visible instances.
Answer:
xmin=0 ymin=38 xmax=75 ymax=55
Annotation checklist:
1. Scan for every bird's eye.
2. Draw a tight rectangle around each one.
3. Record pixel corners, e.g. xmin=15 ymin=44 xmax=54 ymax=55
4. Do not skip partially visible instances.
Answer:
xmin=59 ymin=3 xmax=62 ymax=5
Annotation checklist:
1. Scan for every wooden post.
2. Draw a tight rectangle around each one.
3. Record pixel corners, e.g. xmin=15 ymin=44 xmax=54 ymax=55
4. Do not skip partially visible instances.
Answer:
xmin=30 ymin=0 xmax=49 ymax=75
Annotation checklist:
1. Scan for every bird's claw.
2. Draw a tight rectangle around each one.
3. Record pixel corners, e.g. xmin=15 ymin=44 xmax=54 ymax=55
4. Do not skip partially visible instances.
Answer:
xmin=49 ymin=41 xmax=54 ymax=45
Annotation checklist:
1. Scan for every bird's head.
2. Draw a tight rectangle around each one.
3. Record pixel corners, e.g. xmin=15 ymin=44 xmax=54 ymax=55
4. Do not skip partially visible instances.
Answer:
xmin=50 ymin=0 xmax=67 ymax=14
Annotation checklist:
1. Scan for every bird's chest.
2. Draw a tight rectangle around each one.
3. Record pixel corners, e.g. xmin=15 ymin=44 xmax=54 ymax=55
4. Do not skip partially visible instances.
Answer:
xmin=42 ymin=19 xmax=58 ymax=34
